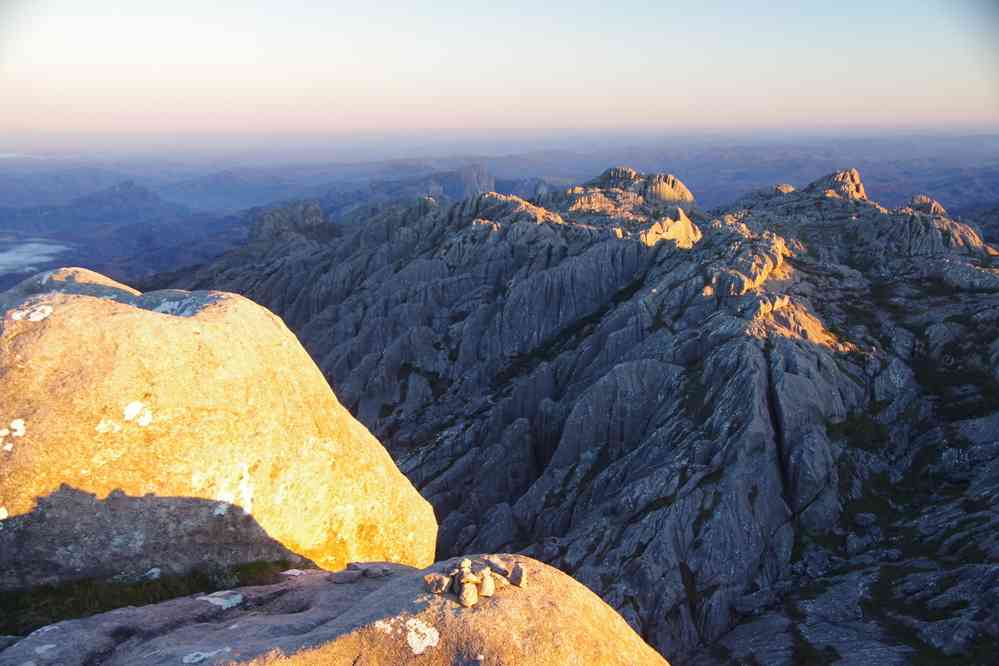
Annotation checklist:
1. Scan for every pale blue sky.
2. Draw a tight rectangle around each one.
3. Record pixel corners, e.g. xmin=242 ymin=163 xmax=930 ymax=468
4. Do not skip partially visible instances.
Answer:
xmin=1 ymin=0 xmax=997 ymax=150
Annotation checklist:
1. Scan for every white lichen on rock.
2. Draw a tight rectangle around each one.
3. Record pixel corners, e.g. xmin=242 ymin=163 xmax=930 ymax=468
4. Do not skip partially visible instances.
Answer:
xmin=405 ymin=618 xmax=440 ymax=655
xmin=374 ymin=619 xmax=395 ymax=634
xmin=212 ymin=465 xmax=254 ymax=516
xmin=136 ymin=407 xmax=153 ymax=427
xmin=95 ymin=418 xmax=122 ymax=434
xmin=123 ymin=401 xmax=145 ymax=422
xmin=196 ymin=591 xmax=243 ymax=609
xmin=181 ymin=647 xmax=231 ymax=664
xmin=10 ymin=419 xmax=26 ymax=437
xmin=11 ymin=304 xmax=54 ymax=322
xmin=370 ymin=616 xmax=439 ymax=655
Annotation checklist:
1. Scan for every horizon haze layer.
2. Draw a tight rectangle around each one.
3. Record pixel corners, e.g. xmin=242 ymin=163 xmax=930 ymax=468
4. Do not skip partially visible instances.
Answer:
xmin=1 ymin=0 xmax=998 ymax=160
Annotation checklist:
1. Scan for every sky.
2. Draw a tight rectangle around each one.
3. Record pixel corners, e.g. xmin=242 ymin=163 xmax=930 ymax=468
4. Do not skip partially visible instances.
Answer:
xmin=1 ymin=0 xmax=998 ymax=157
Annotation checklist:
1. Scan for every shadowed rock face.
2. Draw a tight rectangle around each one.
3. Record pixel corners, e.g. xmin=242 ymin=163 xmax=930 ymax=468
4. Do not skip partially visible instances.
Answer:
xmin=1 ymin=485 xmax=315 ymax=615
xmin=0 ymin=556 xmax=668 ymax=666
xmin=0 ymin=268 xmax=437 ymax=591
xmin=158 ymin=169 xmax=999 ymax=663
xmin=248 ymin=201 xmax=336 ymax=243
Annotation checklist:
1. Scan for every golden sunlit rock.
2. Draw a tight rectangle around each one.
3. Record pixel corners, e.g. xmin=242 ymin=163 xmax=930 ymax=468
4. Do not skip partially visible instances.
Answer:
xmin=0 ymin=268 xmax=437 ymax=591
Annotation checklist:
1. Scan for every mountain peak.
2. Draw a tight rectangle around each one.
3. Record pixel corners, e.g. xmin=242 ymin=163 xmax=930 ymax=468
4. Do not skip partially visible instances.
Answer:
xmin=590 ymin=166 xmax=643 ymax=187
xmin=805 ymin=168 xmax=867 ymax=201
xmin=587 ymin=167 xmax=695 ymax=205
xmin=908 ymin=194 xmax=948 ymax=216
xmin=71 ymin=180 xmax=164 ymax=207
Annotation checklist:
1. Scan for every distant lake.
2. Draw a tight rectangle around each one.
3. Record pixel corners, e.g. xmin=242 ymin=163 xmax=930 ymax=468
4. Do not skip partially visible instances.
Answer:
xmin=0 ymin=236 xmax=73 ymax=287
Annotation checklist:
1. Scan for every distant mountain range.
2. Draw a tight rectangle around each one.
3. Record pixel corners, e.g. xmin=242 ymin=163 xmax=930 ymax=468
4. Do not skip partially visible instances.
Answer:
xmin=0 ymin=164 xmax=557 ymax=290
xmin=0 ymin=181 xmax=248 ymax=289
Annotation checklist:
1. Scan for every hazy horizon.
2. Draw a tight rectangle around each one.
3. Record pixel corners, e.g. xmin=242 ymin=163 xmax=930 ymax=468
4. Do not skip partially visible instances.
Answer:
xmin=2 ymin=0 xmax=998 ymax=162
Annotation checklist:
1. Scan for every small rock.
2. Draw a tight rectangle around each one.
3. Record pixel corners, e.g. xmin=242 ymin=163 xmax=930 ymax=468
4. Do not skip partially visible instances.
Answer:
xmin=479 ymin=567 xmax=496 ymax=597
xmin=423 ymin=572 xmax=451 ymax=594
xmin=458 ymin=560 xmax=481 ymax=607
xmin=347 ymin=562 xmax=392 ymax=578
xmin=459 ymin=580 xmax=479 ymax=607
xmin=483 ymin=555 xmax=510 ymax=577
xmin=331 ymin=570 xmax=363 ymax=584
xmin=510 ymin=563 xmax=527 ymax=588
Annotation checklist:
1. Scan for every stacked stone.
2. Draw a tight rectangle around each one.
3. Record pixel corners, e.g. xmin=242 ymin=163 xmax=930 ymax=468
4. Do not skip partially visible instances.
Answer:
xmin=423 ymin=557 xmax=527 ymax=608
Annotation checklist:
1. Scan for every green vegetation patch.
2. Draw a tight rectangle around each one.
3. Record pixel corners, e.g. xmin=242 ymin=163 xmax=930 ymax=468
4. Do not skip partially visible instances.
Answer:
xmin=826 ymin=412 xmax=889 ymax=451
xmin=1 ymin=559 xmax=291 ymax=637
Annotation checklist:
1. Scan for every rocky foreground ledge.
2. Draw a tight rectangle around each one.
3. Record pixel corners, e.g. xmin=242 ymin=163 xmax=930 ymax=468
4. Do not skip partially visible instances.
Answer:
xmin=0 ymin=555 xmax=668 ymax=666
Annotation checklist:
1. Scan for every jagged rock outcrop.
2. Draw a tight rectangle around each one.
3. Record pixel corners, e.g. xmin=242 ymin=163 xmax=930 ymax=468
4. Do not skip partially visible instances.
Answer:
xmin=907 ymin=194 xmax=948 ymax=216
xmin=248 ymin=201 xmax=335 ymax=243
xmin=958 ymin=201 xmax=999 ymax=246
xmin=159 ymin=168 xmax=999 ymax=663
xmin=804 ymin=167 xmax=867 ymax=200
xmin=587 ymin=167 xmax=696 ymax=206
xmin=0 ymin=268 xmax=436 ymax=592
xmin=0 ymin=556 xmax=668 ymax=665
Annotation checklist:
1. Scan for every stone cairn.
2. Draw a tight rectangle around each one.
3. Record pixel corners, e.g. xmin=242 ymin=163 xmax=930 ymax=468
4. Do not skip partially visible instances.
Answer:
xmin=423 ymin=557 xmax=527 ymax=608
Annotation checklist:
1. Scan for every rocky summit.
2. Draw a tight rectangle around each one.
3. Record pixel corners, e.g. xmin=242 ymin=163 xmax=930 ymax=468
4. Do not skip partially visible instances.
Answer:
xmin=154 ymin=166 xmax=999 ymax=663
xmin=0 ymin=268 xmax=436 ymax=592
xmin=0 ymin=555 xmax=668 ymax=665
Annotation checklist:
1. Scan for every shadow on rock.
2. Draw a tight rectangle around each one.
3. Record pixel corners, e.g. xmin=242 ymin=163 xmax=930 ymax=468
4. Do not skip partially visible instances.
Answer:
xmin=1 ymin=484 xmax=315 ymax=634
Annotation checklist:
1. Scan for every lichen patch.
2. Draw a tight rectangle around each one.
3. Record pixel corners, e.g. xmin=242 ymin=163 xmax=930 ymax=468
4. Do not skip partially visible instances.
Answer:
xmin=374 ymin=619 xmax=396 ymax=634
xmin=136 ymin=407 xmax=153 ymax=427
xmin=123 ymin=401 xmax=145 ymax=422
xmin=11 ymin=304 xmax=54 ymax=322
xmin=95 ymin=418 xmax=122 ymax=434
xmin=196 ymin=591 xmax=243 ymax=609
xmin=182 ymin=647 xmax=231 ymax=664
xmin=405 ymin=617 xmax=440 ymax=655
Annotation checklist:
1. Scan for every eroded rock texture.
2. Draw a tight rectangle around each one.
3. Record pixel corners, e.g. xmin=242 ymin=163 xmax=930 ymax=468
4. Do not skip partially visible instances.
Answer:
xmin=163 ymin=167 xmax=999 ymax=663
xmin=0 ymin=268 xmax=437 ymax=591
xmin=0 ymin=556 xmax=668 ymax=666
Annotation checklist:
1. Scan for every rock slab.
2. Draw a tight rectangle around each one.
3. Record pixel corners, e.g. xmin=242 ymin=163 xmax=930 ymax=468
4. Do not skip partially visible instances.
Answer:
xmin=0 ymin=267 xmax=437 ymax=591
xmin=0 ymin=556 xmax=669 ymax=666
